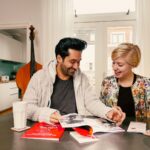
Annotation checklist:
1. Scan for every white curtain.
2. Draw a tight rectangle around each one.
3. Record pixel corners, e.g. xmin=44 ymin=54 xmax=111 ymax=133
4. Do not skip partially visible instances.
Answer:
xmin=48 ymin=0 xmax=74 ymax=60
xmin=136 ymin=0 xmax=150 ymax=77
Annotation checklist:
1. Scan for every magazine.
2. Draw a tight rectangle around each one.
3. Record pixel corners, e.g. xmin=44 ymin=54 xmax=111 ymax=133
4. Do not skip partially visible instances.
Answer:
xmin=59 ymin=113 xmax=124 ymax=137
xmin=22 ymin=122 xmax=65 ymax=141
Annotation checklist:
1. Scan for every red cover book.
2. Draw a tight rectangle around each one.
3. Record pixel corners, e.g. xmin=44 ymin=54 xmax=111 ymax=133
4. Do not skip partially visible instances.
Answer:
xmin=22 ymin=122 xmax=65 ymax=141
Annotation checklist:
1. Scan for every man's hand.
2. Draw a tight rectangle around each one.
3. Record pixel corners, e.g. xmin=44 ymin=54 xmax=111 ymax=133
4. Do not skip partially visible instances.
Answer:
xmin=106 ymin=106 xmax=126 ymax=126
xmin=50 ymin=111 xmax=61 ymax=123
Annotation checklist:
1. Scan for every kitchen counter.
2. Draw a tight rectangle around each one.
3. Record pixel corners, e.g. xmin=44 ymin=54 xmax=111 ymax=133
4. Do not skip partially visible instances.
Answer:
xmin=0 ymin=81 xmax=19 ymax=111
xmin=0 ymin=80 xmax=16 ymax=84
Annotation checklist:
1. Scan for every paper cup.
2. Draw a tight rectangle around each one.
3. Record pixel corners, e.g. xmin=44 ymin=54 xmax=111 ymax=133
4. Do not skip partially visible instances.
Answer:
xmin=13 ymin=101 xmax=27 ymax=129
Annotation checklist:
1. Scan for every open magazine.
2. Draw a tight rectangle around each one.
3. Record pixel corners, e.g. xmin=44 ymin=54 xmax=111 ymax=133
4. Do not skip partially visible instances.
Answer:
xmin=59 ymin=113 xmax=124 ymax=136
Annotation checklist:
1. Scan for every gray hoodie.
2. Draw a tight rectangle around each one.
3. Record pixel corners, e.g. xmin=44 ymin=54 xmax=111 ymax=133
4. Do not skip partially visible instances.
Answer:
xmin=23 ymin=60 xmax=111 ymax=123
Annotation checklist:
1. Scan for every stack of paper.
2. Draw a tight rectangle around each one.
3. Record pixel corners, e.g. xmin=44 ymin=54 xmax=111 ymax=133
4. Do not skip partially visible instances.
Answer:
xmin=70 ymin=131 xmax=98 ymax=143
xmin=127 ymin=121 xmax=146 ymax=133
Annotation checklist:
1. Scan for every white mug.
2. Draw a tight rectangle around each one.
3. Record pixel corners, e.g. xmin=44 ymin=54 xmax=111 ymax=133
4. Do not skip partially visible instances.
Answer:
xmin=13 ymin=101 xmax=27 ymax=129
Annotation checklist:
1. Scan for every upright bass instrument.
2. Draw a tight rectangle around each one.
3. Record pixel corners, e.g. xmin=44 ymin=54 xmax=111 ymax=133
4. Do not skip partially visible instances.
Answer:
xmin=16 ymin=25 xmax=42 ymax=98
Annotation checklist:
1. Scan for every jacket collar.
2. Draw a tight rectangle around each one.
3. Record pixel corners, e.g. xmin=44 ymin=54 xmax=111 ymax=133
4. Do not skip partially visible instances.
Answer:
xmin=43 ymin=60 xmax=82 ymax=87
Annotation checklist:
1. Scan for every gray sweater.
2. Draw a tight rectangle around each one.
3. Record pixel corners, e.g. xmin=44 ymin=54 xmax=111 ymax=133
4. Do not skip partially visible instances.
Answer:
xmin=23 ymin=60 xmax=111 ymax=123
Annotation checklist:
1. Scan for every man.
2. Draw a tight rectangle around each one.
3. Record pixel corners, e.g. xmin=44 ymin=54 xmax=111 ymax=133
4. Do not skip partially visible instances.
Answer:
xmin=24 ymin=37 xmax=125 ymax=125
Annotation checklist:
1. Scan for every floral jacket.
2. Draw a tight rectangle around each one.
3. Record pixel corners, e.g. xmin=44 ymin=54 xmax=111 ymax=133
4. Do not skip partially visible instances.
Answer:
xmin=100 ymin=74 xmax=150 ymax=118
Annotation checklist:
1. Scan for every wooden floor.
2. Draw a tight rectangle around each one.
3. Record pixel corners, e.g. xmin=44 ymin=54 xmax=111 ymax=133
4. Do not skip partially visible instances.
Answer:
xmin=0 ymin=108 xmax=12 ymax=115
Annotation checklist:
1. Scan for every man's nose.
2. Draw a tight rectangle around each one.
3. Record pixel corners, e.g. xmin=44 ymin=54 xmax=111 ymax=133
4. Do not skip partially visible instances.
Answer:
xmin=73 ymin=62 xmax=79 ymax=70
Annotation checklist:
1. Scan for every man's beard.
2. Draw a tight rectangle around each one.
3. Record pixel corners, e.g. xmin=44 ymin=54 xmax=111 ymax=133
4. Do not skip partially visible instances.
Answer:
xmin=61 ymin=65 xmax=76 ymax=77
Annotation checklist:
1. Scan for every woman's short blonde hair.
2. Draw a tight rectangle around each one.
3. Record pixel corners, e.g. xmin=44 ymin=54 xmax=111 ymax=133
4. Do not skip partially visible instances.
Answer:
xmin=111 ymin=43 xmax=141 ymax=67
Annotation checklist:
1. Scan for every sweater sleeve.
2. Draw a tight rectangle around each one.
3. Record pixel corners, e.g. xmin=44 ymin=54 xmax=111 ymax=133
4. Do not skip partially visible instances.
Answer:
xmin=100 ymin=78 xmax=108 ymax=104
xmin=145 ymin=77 xmax=150 ymax=110
xmin=23 ymin=72 xmax=58 ymax=123
xmin=82 ymin=74 xmax=112 ymax=119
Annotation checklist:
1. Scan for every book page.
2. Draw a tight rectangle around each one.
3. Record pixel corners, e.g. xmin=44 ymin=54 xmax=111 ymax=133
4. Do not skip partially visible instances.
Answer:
xmin=83 ymin=118 xmax=125 ymax=133
xmin=127 ymin=121 xmax=146 ymax=133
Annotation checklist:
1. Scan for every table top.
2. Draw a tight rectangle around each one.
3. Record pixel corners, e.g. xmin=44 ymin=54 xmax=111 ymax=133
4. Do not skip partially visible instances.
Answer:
xmin=0 ymin=113 xmax=150 ymax=150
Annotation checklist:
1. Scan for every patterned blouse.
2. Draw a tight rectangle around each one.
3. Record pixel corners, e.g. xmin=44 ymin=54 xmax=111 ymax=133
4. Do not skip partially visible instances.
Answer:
xmin=100 ymin=74 xmax=150 ymax=118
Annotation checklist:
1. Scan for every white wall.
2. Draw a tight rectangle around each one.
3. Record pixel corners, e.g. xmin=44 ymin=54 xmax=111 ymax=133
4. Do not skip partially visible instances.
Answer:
xmin=0 ymin=0 xmax=49 ymax=64
xmin=136 ymin=0 xmax=150 ymax=77
xmin=0 ymin=33 xmax=24 ymax=62
xmin=0 ymin=0 xmax=74 ymax=64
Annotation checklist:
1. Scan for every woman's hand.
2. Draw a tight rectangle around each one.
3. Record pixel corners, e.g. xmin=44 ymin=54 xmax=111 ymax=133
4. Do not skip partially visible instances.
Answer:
xmin=106 ymin=106 xmax=126 ymax=126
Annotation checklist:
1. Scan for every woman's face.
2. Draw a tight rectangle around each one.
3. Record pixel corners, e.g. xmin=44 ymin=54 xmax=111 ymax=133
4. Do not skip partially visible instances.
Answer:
xmin=112 ymin=57 xmax=133 ymax=79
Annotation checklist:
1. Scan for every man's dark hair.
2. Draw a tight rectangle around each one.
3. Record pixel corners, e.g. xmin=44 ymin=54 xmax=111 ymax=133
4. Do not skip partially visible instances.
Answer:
xmin=55 ymin=37 xmax=87 ymax=59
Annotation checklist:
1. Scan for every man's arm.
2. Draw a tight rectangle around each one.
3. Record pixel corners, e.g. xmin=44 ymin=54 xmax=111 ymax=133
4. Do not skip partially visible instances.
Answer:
xmin=82 ymin=74 xmax=125 ymax=125
xmin=23 ymin=71 xmax=58 ymax=123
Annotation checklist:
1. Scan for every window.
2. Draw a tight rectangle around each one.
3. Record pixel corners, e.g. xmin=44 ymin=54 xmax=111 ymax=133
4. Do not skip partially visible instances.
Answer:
xmin=73 ymin=1 xmax=136 ymax=93
xmin=111 ymin=32 xmax=125 ymax=45
xmin=74 ymin=28 xmax=96 ymax=86
xmin=107 ymin=26 xmax=133 ymax=76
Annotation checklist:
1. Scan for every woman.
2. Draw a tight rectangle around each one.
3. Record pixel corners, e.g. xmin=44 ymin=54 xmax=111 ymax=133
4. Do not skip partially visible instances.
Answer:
xmin=100 ymin=43 xmax=150 ymax=118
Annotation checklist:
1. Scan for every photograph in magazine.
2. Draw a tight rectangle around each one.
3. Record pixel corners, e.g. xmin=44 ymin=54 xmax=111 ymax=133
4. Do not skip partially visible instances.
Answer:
xmin=59 ymin=113 xmax=85 ymax=128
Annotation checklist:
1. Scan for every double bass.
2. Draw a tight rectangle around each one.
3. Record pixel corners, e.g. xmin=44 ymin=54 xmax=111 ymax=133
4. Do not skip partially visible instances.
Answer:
xmin=16 ymin=25 xmax=42 ymax=98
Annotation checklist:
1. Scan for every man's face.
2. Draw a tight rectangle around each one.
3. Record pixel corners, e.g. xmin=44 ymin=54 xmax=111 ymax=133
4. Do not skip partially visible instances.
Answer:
xmin=57 ymin=49 xmax=82 ymax=77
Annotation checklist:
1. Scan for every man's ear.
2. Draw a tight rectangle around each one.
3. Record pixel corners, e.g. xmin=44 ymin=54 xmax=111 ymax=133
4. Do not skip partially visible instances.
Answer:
xmin=56 ymin=55 xmax=63 ymax=63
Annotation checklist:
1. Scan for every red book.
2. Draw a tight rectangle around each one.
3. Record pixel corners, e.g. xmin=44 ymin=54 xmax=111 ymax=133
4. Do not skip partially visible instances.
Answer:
xmin=22 ymin=122 xmax=65 ymax=141
xmin=73 ymin=126 xmax=93 ymax=137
